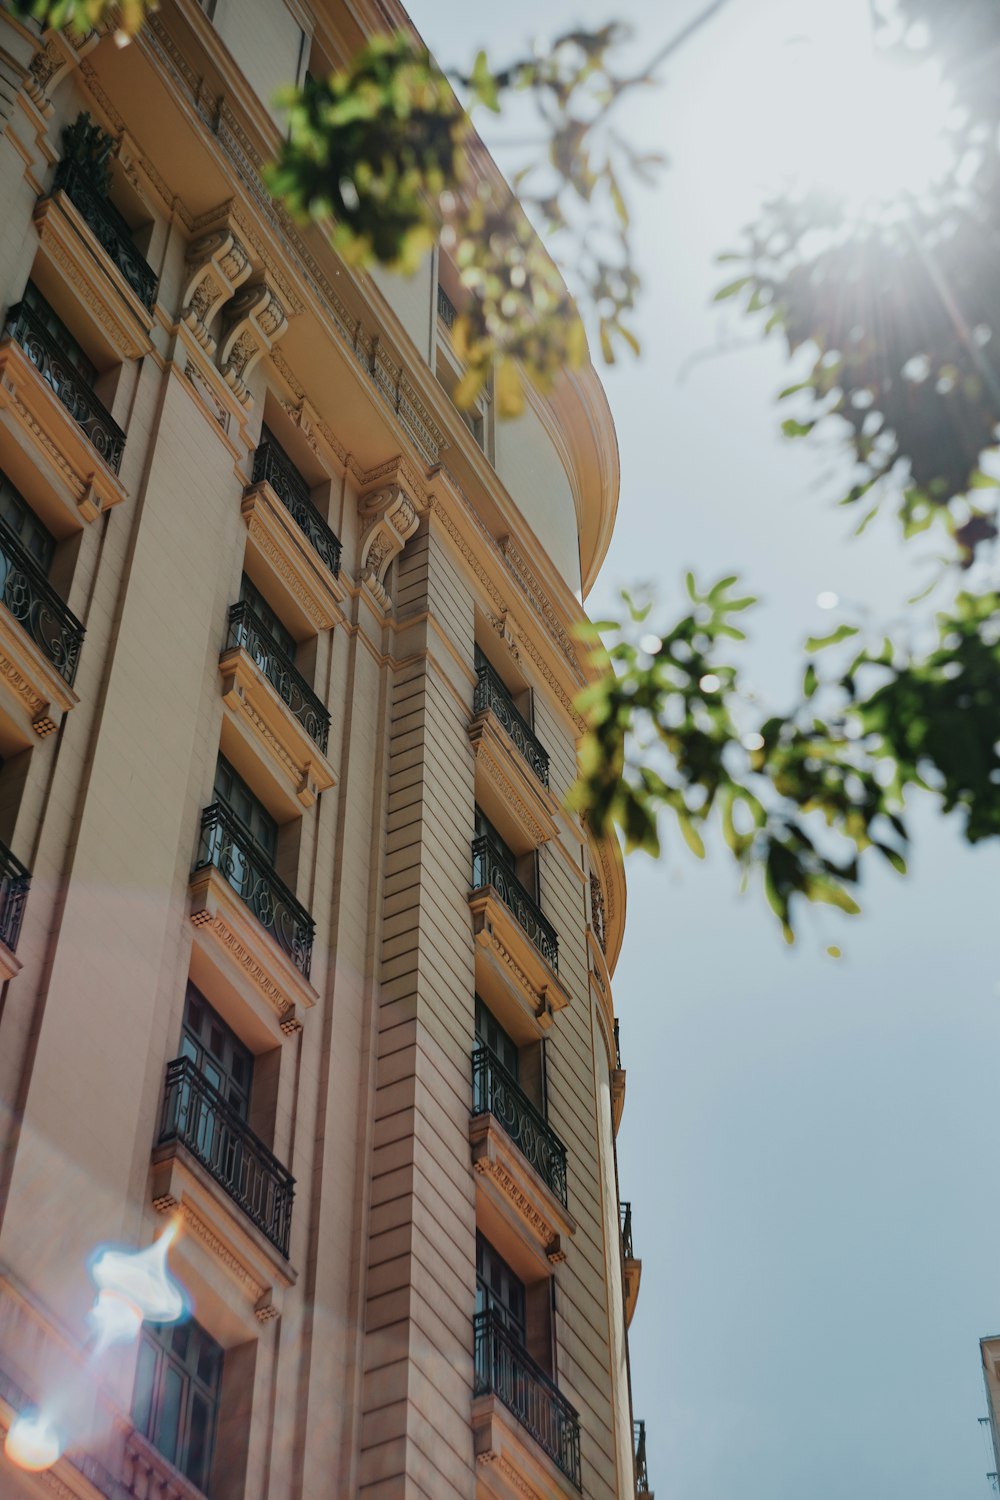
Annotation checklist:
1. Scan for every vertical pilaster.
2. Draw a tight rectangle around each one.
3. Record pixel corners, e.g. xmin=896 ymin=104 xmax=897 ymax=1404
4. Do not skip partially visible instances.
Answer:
xmin=359 ymin=519 xmax=479 ymax=1499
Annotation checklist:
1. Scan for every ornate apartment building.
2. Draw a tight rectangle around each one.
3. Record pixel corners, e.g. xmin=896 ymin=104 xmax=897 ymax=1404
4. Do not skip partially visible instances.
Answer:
xmin=0 ymin=3 xmax=651 ymax=1498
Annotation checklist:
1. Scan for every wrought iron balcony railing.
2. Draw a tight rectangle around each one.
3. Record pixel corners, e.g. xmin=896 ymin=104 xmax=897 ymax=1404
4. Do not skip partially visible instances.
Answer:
xmin=194 ymin=802 xmax=314 ymax=978
xmin=226 ymin=602 xmax=330 ymax=753
xmin=472 ymin=1045 xmax=568 ymax=1206
xmin=3 ymin=301 xmax=125 ymax=473
xmin=620 ymin=1200 xmax=634 ymax=1260
xmin=158 ymin=1056 xmax=294 ymax=1256
xmin=614 ymin=1017 xmax=622 ymax=1071
xmin=0 ymin=839 xmax=29 ymax=955
xmin=471 ymin=834 xmax=558 ymax=972
xmin=250 ymin=437 xmax=342 ymax=577
xmin=0 ymin=520 xmax=84 ymax=685
xmin=52 ymin=159 xmax=158 ymax=311
xmin=474 ymin=656 xmax=550 ymax=787
xmin=473 ymin=1309 xmax=581 ymax=1488
xmin=634 ymin=1419 xmax=651 ymax=1494
xmin=437 ymin=283 xmax=457 ymax=328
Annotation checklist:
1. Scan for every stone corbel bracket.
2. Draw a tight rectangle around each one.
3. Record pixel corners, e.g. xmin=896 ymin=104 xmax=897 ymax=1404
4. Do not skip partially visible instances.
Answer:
xmin=25 ymin=27 xmax=99 ymax=117
xmin=358 ymin=484 xmax=419 ymax=610
xmin=181 ymin=225 xmax=252 ymax=356
xmin=218 ymin=278 xmax=288 ymax=405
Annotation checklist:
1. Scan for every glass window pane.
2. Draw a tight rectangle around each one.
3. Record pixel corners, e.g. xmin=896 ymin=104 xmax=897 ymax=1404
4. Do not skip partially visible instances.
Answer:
xmin=131 ymin=1337 xmax=158 ymax=1438
xmin=154 ymin=1365 xmax=184 ymax=1465
xmin=186 ymin=1392 xmax=214 ymax=1491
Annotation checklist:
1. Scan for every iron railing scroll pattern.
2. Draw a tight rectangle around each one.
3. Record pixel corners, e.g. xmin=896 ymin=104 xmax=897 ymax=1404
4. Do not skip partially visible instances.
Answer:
xmin=473 ymin=1310 xmax=582 ymax=1488
xmin=437 ymin=284 xmax=457 ymax=328
xmin=226 ymin=603 xmax=330 ymax=753
xmin=250 ymin=438 xmax=342 ymax=577
xmin=0 ymin=521 xmax=84 ymax=685
xmin=52 ymin=159 xmax=158 ymax=311
xmin=3 ymin=302 xmax=125 ymax=473
xmin=194 ymin=802 xmax=315 ymax=978
xmin=0 ymin=840 xmax=29 ymax=955
xmin=158 ymin=1057 xmax=294 ymax=1256
xmin=472 ymin=1045 xmax=568 ymax=1206
xmin=473 ymin=655 xmax=550 ymax=788
xmin=471 ymin=834 xmax=558 ymax=972
xmin=634 ymin=1419 xmax=651 ymax=1494
xmin=620 ymin=1200 xmax=634 ymax=1260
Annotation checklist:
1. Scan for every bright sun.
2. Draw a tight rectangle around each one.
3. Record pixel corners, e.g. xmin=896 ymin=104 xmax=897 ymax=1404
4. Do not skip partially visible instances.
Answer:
xmin=713 ymin=0 xmax=957 ymax=212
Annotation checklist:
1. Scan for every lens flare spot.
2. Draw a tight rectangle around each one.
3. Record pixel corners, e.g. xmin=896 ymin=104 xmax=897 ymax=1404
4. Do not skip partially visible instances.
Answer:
xmin=89 ymin=1289 xmax=145 ymax=1355
xmin=89 ymin=1216 xmax=187 ymax=1330
xmin=5 ymin=1411 xmax=62 ymax=1472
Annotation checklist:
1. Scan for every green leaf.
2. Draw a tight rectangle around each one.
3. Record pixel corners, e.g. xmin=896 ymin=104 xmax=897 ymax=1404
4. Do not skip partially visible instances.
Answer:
xmin=806 ymin=625 xmax=860 ymax=652
xmin=713 ymin=276 xmax=751 ymax=303
xmin=677 ymin=810 xmax=706 ymax=859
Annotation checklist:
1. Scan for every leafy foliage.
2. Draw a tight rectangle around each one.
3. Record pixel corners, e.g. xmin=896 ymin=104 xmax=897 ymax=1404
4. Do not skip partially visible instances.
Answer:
xmin=5 ymin=0 xmax=152 ymax=38
xmin=716 ymin=2 xmax=1000 ymax=565
xmin=575 ymin=581 xmax=1000 ymax=940
xmin=272 ymin=27 xmax=652 ymax=414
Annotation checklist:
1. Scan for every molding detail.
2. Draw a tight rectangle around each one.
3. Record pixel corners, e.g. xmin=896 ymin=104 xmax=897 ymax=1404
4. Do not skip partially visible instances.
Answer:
xmin=358 ymin=484 xmax=419 ymax=609
xmin=218 ymin=279 xmax=288 ymax=404
xmin=181 ymin=224 xmax=252 ymax=356
xmin=153 ymin=1194 xmax=266 ymax=1303
xmin=476 ymin=1451 xmax=538 ymax=1500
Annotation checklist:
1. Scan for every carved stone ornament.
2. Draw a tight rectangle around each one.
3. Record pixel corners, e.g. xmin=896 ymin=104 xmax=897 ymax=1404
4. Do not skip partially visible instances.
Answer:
xmin=358 ymin=484 xmax=419 ymax=609
xmin=218 ymin=279 xmax=288 ymax=405
xmin=181 ymin=226 xmax=252 ymax=356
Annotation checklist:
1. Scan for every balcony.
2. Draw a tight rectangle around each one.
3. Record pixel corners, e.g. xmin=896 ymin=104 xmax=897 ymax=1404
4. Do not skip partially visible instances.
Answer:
xmin=634 ymin=1419 xmax=653 ymax=1497
xmin=437 ymin=283 xmax=457 ymax=328
xmin=470 ymin=1044 xmax=574 ymax=1265
xmin=51 ymin=159 xmax=158 ymax=312
xmin=188 ymin=802 xmax=317 ymax=1034
xmin=620 ymin=1201 xmax=642 ymax=1328
xmin=472 ymin=835 xmax=558 ymax=970
xmin=611 ymin=1016 xmax=626 ymax=1137
xmin=472 ymin=1309 xmax=582 ymax=1492
xmin=469 ymin=656 xmax=558 ymax=849
xmin=470 ymin=835 xmax=569 ymax=1034
xmin=157 ymin=1057 xmax=293 ymax=1255
xmin=151 ymin=1055 xmax=298 ymax=1323
xmin=0 ymin=839 xmax=29 ymax=982
xmin=4 ymin=300 xmax=124 ymax=473
xmin=0 ymin=301 xmax=127 ymax=527
xmin=242 ymin=436 xmax=345 ymax=635
xmin=475 ymin=656 xmax=549 ymax=787
xmin=219 ymin=603 xmax=335 ymax=812
xmin=0 ymin=519 xmax=84 ymax=739
xmin=473 ymin=1045 xmax=567 ymax=1203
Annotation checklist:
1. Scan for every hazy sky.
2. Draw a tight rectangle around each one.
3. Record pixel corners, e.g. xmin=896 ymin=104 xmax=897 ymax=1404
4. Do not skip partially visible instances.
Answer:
xmin=411 ymin=2 xmax=1000 ymax=1495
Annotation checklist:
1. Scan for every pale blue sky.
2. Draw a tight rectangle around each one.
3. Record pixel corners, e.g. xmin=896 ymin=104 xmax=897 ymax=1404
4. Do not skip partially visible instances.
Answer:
xmin=412 ymin=2 xmax=1000 ymax=1495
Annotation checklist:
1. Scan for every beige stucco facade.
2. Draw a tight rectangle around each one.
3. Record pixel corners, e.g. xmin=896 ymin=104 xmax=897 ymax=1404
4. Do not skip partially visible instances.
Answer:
xmin=0 ymin=4 xmax=642 ymax=1499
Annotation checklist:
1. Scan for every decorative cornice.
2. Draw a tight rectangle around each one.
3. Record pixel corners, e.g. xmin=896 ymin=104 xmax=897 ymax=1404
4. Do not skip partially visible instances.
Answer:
xmin=189 ymin=898 xmax=302 ymax=1033
xmin=181 ymin=223 xmax=252 ymax=356
xmin=358 ymin=483 xmax=419 ymax=610
xmin=152 ymin=1192 xmax=267 ymax=1303
xmin=476 ymin=1450 xmax=538 ymax=1499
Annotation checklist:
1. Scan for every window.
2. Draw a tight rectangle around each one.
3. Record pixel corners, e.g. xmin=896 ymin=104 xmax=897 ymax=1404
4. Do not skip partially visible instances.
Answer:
xmin=474 ymin=805 xmax=539 ymax=902
xmin=476 ymin=1233 xmax=525 ymax=1345
xmin=0 ymin=471 xmax=55 ymax=573
xmin=475 ymin=994 xmax=519 ymax=1081
xmin=474 ymin=806 xmax=515 ymax=872
xmin=239 ymin=573 xmax=297 ymax=663
xmin=132 ymin=1316 xmax=223 ymax=1494
xmin=214 ymin=755 xmax=277 ymax=864
xmin=180 ymin=982 xmax=253 ymax=1120
xmin=22 ymin=282 xmax=97 ymax=387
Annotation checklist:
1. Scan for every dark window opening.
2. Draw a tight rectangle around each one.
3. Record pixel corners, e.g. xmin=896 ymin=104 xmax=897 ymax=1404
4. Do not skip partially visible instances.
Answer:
xmin=180 ymin=982 xmax=253 ymax=1121
xmin=132 ymin=1316 xmax=223 ymax=1495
